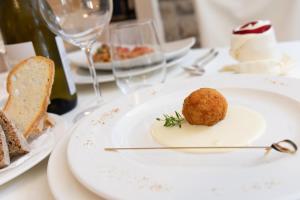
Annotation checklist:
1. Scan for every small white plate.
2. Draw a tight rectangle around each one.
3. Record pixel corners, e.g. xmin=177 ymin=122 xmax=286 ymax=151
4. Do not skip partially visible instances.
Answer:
xmin=67 ymin=74 xmax=300 ymax=199
xmin=47 ymin=124 xmax=101 ymax=200
xmin=72 ymin=54 xmax=185 ymax=85
xmin=68 ymin=37 xmax=195 ymax=70
xmin=0 ymin=114 xmax=66 ymax=185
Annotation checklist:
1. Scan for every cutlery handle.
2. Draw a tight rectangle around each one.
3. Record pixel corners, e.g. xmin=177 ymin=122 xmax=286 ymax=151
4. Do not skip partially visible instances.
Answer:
xmin=194 ymin=48 xmax=215 ymax=64
xmin=196 ymin=52 xmax=219 ymax=68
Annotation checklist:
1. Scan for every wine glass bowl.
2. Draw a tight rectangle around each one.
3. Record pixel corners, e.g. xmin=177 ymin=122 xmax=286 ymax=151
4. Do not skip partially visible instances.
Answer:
xmin=110 ymin=20 xmax=166 ymax=94
xmin=39 ymin=0 xmax=112 ymax=47
xmin=38 ymin=0 xmax=112 ymax=122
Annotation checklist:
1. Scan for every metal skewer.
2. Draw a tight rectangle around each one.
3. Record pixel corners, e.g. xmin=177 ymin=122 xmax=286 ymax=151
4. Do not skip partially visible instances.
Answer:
xmin=104 ymin=139 xmax=298 ymax=154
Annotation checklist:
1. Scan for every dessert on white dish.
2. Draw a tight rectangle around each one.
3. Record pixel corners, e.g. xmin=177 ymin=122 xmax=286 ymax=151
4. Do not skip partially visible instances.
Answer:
xmin=230 ymin=20 xmax=281 ymax=62
xmin=224 ymin=20 xmax=294 ymax=75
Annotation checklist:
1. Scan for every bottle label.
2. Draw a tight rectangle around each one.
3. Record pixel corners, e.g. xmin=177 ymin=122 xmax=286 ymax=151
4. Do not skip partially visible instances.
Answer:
xmin=5 ymin=42 xmax=36 ymax=68
xmin=55 ymin=37 xmax=76 ymax=95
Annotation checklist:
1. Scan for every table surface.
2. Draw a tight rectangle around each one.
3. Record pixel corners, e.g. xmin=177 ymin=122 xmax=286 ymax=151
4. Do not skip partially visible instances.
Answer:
xmin=0 ymin=41 xmax=300 ymax=200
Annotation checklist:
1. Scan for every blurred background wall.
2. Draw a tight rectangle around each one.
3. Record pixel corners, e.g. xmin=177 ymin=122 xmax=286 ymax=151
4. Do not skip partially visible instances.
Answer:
xmin=1 ymin=0 xmax=300 ymax=51
xmin=119 ymin=0 xmax=200 ymax=46
xmin=112 ymin=0 xmax=300 ymax=48
xmin=159 ymin=0 xmax=200 ymax=46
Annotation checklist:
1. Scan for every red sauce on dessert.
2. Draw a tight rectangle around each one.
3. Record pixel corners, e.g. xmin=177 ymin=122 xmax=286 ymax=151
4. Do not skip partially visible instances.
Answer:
xmin=233 ymin=21 xmax=271 ymax=35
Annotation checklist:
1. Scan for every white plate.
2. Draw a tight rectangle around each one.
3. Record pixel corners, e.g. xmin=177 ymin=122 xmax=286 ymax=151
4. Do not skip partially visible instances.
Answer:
xmin=67 ymin=74 xmax=300 ymax=199
xmin=47 ymin=124 xmax=101 ymax=200
xmin=72 ymin=54 xmax=185 ymax=85
xmin=0 ymin=114 xmax=66 ymax=185
xmin=68 ymin=37 xmax=195 ymax=70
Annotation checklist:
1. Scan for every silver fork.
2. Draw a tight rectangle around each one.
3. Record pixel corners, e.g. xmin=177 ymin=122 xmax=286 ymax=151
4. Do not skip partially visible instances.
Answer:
xmin=183 ymin=48 xmax=218 ymax=76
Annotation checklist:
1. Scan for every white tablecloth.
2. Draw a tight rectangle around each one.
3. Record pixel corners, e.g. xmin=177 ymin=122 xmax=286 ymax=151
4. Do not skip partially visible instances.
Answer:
xmin=0 ymin=41 xmax=300 ymax=200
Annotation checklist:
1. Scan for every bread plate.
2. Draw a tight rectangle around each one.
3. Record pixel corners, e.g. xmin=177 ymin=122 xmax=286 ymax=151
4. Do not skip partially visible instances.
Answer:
xmin=67 ymin=37 xmax=195 ymax=71
xmin=0 ymin=113 xmax=66 ymax=185
xmin=67 ymin=74 xmax=300 ymax=199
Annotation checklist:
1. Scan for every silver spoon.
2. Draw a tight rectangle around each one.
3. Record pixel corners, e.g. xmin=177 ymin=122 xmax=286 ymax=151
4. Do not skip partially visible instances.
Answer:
xmin=183 ymin=49 xmax=218 ymax=76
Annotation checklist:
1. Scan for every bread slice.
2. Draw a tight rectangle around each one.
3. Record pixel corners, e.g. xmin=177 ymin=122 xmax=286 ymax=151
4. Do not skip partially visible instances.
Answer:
xmin=0 ymin=110 xmax=29 ymax=158
xmin=0 ymin=125 xmax=10 ymax=168
xmin=3 ymin=56 xmax=55 ymax=138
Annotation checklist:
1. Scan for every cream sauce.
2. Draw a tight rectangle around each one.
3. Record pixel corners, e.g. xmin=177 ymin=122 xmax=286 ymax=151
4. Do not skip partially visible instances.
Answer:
xmin=151 ymin=105 xmax=266 ymax=153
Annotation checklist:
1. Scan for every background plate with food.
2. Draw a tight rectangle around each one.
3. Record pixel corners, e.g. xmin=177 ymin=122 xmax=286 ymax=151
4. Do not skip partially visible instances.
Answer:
xmin=71 ymin=54 xmax=186 ymax=85
xmin=67 ymin=37 xmax=196 ymax=70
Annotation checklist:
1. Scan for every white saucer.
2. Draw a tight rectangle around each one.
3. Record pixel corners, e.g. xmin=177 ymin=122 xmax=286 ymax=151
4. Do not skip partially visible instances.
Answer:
xmin=47 ymin=124 xmax=101 ymax=200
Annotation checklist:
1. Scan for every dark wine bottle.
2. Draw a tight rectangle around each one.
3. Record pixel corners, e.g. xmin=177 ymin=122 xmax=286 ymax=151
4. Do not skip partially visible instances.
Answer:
xmin=0 ymin=0 xmax=77 ymax=115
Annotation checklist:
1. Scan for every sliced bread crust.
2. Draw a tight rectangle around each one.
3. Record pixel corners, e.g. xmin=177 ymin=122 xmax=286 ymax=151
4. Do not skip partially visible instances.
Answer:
xmin=0 ymin=110 xmax=29 ymax=158
xmin=4 ymin=56 xmax=55 ymax=138
xmin=0 ymin=126 xmax=10 ymax=168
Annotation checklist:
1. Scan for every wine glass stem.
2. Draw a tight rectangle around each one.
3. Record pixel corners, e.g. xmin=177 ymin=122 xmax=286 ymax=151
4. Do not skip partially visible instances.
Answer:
xmin=83 ymin=47 xmax=102 ymax=105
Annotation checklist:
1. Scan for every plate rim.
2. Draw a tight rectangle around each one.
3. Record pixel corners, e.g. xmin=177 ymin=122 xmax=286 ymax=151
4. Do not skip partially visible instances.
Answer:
xmin=72 ymin=52 xmax=187 ymax=85
xmin=47 ymin=123 xmax=101 ymax=200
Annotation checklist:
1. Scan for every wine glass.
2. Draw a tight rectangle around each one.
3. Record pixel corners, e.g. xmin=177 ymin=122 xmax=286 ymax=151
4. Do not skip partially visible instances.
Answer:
xmin=110 ymin=20 xmax=166 ymax=95
xmin=38 ymin=0 xmax=112 ymax=120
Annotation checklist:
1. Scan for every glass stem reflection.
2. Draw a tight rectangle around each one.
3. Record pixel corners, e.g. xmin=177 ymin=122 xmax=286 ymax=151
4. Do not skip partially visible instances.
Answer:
xmin=83 ymin=47 xmax=102 ymax=105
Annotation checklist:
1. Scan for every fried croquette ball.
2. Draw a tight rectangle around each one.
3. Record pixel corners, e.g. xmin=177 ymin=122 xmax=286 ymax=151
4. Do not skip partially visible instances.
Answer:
xmin=182 ymin=88 xmax=227 ymax=126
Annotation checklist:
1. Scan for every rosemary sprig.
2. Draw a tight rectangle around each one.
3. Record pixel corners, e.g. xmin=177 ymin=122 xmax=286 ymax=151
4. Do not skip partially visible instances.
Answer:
xmin=156 ymin=111 xmax=184 ymax=128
